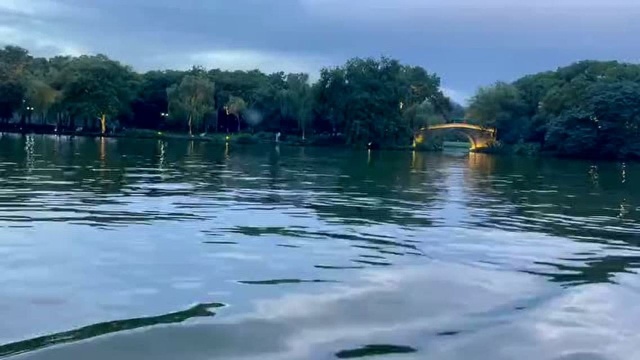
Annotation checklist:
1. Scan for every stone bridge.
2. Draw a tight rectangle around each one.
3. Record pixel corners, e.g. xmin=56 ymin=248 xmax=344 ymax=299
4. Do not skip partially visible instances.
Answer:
xmin=415 ymin=123 xmax=497 ymax=151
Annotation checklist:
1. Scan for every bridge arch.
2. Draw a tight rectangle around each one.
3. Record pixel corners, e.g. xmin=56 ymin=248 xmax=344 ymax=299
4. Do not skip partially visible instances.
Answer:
xmin=415 ymin=123 xmax=496 ymax=151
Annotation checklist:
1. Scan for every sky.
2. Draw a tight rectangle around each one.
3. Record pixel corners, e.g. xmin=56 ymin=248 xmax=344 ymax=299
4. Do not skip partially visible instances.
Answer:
xmin=1 ymin=0 xmax=639 ymax=103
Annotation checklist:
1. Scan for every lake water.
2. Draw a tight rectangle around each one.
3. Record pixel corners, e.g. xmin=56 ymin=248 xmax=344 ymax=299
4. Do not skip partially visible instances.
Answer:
xmin=0 ymin=134 xmax=639 ymax=360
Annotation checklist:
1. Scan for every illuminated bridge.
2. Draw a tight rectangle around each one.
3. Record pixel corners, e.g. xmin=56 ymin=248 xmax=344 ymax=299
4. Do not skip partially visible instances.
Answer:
xmin=415 ymin=123 xmax=497 ymax=151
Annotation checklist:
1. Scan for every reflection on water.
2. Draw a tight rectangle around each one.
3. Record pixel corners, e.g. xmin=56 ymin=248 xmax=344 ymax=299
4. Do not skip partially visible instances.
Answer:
xmin=0 ymin=134 xmax=639 ymax=359
xmin=0 ymin=303 xmax=224 ymax=358
xmin=335 ymin=345 xmax=418 ymax=358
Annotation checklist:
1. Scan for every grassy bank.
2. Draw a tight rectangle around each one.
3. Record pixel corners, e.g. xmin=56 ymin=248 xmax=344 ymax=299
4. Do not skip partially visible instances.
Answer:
xmin=1 ymin=127 xmax=457 ymax=153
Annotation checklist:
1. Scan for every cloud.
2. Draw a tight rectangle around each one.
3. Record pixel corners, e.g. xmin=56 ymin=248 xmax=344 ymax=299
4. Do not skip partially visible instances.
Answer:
xmin=1 ymin=0 xmax=639 ymax=95
xmin=12 ymin=260 xmax=640 ymax=360
xmin=8 ymin=262 xmax=551 ymax=359
xmin=0 ymin=0 xmax=82 ymax=18
xmin=0 ymin=0 xmax=56 ymax=16
xmin=176 ymin=49 xmax=332 ymax=77
xmin=302 ymin=0 xmax=640 ymax=13
xmin=0 ymin=0 xmax=87 ymax=56
xmin=0 ymin=26 xmax=85 ymax=56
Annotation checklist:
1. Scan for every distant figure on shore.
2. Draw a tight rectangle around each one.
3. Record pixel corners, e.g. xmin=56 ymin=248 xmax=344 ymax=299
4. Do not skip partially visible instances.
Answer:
xmin=276 ymin=132 xmax=281 ymax=143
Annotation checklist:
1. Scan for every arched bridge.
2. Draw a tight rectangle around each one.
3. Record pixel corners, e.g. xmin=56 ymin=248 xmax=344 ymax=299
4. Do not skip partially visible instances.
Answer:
xmin=415 ymin=123 xmax=497 ymax=151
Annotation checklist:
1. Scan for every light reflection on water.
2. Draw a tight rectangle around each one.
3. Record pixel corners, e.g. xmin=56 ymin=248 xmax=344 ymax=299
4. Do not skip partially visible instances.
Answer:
xmin=0 ymin=134 xmax=639 ymax=360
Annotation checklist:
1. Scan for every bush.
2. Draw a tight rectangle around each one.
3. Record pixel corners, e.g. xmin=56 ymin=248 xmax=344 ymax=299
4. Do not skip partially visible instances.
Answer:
xmin=253 ymin=132 xmax=274 ymax=141
xmin=512 ymin=141 xmax=541 ymax=156
xmin=414 ymin=136 xmax=443 ymax=152
xmin=475 ymin=141 xmax=504 ymax=154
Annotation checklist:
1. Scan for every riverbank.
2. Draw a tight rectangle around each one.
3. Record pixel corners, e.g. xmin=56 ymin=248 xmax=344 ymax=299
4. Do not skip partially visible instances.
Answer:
xmin=5 ymin=128 xmax=637 ymax=161
xmin=0 ymin=127 xmax=447 ymax=152
xmin=0 ymin=127 xmax=301 ymax=146
xmin=474 ymin=141 xmax=640 ymax=161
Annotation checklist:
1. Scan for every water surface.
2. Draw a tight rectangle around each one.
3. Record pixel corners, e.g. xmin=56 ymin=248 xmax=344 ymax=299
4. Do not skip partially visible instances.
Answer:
xmin=1 ymin=134 xmax=639 ymax=360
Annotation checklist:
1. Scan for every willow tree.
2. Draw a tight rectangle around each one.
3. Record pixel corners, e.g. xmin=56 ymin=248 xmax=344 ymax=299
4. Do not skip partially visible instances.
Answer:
xmin=0 ymin=46 xmax=31 ymax=122
xmin=26 ymin=79 xmax=58 ymax=124
xmin=280 ymin=73 xmax=312 ymax=140
xmin=167 ymin=75 xmax=215 ymax=135
xmin=226 ymin=96 xmax=247 ymax=133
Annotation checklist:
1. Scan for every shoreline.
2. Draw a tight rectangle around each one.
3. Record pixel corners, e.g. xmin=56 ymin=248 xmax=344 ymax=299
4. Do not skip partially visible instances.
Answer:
xmin=2 ymin=128 xmax=635 ymax=162
xmin=0 ymin=128 xmax=420 ymax=151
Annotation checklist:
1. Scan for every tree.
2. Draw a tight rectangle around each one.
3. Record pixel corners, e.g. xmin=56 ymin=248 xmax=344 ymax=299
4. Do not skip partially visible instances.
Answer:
xmin=450 ymin=102 xmax=466 ymax=120
xmin=167 ymin=74 xmax=215 ymax=135
xmin=9 ymin=43 xmax=640 ymax=159
xmin=226 ymin=96 xmax=247 ymax=133
xmin=0 ymin=46 xmax=31 ymax=123
xmin=314 ymin=57 xmax=445 ymax=146
xmin=545 ymin=81 xmax=640 ymax=158
xmin=401 ymin=65 xmax=450 ymax=121
xmin=314 ymin=67 xmax=348 ymax=135
xmin=26 ymin=79 xmax=59 ymax=124
xmin=60 ymin=55 xmax=137 ymax=133
xmin=131 ymin=70 xmax=184 ymax=130
xmin=466 ymin=82 xmax=527 ymax=143
xmin=465 ymin=60 xmax=640 ymax=158
xmin=280 ymin=73 xmax=313 ymax=139
xmin=404 ymin=100 xmax=446 ymax=133
xmin=249 ymin=73 xmax=286 ymax=132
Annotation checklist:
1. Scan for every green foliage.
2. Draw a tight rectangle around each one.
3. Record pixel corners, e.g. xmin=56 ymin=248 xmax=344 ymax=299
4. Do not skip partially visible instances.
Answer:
xmin=59 ymin=55 xmax=137 ymax=131
xmin=314 ymin=57 xmax=450 ymax=147
xmin=450 ymin=102 xmax=466 ymax=119
xmin=0 ymin=46 xmax=31 ymax=121
xmin=26 ymin=79 xmax=58 ymax=122
xmin=280 ymin=73 xmax=313 ymax=139
xmin=226 ymin=96 xmax=247 ymax=116
xmin=0 ymin=46 xmax=458 ymax=147
xmin=545 ymin=81 xmax=640 ymax=158
xmin=167 ymin=74 xmax=215 ymax=134
xmin=130 ymin=70 xmax=183 ymax=129
xmin=4 ymin=44 xmax=637 ymax=159
xmin=415 ymin=136 xmax=444 ymax=152
xmin=226 ymin=96 xmax=247 ymax=132
xmin=404 ymin=100 xmax=447 ymax=132
xmin=467 ymin=60 xmax=640 ymax=159
xmin=467 ymin=82 xmax=527 ymax=143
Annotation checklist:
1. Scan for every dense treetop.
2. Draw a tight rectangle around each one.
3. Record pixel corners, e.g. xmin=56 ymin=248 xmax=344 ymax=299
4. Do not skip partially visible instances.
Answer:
xmin=467 ymin=61 xmax=640 ymax=159
xmin=0 ymin=46 xmax=452 ymax=147
xmin=2 ymin=45 xmax=639 ymax=158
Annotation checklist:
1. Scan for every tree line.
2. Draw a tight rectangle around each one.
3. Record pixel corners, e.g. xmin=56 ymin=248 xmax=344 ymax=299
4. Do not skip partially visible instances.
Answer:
xmin=4 ymin=45 xmax=637 ymax=158
xmin=467 ymin=61 xmax=640 ymax=159
xmin=0 ymin=45 xmax=457 ymax=147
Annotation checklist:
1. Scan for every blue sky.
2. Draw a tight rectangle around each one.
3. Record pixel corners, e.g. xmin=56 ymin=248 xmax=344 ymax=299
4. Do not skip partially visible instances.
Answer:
xmin=1 ymin=0 xmax=638 ymax=103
